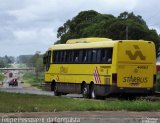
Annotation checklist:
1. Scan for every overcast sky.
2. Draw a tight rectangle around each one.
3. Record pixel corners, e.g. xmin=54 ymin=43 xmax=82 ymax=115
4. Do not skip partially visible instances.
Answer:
xmin=0 ymin=0 xmax=160 ymax=57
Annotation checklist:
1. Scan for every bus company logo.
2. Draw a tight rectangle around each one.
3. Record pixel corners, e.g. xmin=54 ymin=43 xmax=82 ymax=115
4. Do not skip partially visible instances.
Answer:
xmin=93 ymin=67 xmax=101 ymax=84
xmin=126 ymin=45 xmax=146 ymax=60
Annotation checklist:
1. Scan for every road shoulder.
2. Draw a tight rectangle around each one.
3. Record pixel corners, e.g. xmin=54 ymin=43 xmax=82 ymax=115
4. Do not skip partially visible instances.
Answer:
xmin=0 ymin=111 xmax=160 ymax=123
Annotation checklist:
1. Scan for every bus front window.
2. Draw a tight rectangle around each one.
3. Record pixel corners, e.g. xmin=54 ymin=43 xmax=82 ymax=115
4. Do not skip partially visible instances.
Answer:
xmin=45 ymin=51 xmax=51 ymax=71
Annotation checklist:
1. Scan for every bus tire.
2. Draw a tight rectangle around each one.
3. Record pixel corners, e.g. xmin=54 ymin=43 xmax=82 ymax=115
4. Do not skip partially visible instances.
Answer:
xmin=52 ymin=82 xmax=61 ymax=96
xmin=82 ymin=84 xmax=88 ymax=98
xmin=89 ymin=84 xmax=96 ymax=99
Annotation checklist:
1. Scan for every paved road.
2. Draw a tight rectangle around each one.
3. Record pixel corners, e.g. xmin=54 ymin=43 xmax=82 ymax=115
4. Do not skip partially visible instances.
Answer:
xmin=0 ymin=69 xmax=55 ymax=97
xmin=0 ymin=87 xmax=55 ymax=96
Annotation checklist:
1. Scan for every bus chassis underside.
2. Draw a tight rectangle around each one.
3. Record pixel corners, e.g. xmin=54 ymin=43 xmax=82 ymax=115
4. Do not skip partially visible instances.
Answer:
xmin=44 ymin=82 xmax=155 ymax=98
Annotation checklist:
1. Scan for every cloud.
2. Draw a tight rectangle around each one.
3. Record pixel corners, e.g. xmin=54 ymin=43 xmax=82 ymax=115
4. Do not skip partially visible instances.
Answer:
xmin=14 ymin=28 xmax=55 ymax=45
xmin=0 ymin=27 xmax=15 ymax=41
xmin=0 ymin=0 xmax=159 ymax=56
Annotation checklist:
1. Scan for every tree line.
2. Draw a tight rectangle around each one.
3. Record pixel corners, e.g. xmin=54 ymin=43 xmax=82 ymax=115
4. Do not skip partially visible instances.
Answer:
xmin=17 ymin=52 xmax=44 ymax=73
xmin=0 ymin=53 xmax=44 ymax=76
xmin=0 ymin=56 xmax=15 ymax=68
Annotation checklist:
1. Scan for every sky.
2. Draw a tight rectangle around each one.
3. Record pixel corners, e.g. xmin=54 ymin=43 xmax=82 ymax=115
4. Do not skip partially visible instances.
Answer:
xmin=0 ymin=0 xmax=160 ymax=57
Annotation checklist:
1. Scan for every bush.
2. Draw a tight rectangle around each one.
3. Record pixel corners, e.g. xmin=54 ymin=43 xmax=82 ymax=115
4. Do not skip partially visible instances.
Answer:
xmin=0 ymin=73 xmax=4 ymax=81
xmin=23 ymin=72 xmax=44 ymax=89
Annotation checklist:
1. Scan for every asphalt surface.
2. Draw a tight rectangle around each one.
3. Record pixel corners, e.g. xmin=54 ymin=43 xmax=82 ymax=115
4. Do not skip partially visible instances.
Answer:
xmin=0 ymin=70 xmax=56 ymax=96
xmin=0 ymin=84 xmax=55 ymax=96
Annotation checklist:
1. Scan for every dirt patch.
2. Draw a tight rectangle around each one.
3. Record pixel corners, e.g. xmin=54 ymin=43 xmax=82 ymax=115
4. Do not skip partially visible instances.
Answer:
xmin=23 ymin=83 xmax=41 ymax=91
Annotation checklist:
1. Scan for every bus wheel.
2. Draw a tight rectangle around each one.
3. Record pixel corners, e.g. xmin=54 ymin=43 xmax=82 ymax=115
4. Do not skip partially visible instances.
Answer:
xmin=90 ymin=84 xmax=96 ymax=99
xmin=52 ymin=82 xmax=61 ymax=96
xmin=82 ymin=84 xmax=88 ymax=98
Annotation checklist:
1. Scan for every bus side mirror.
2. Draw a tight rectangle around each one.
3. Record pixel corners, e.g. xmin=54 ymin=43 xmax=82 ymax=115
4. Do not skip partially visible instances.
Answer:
xmin=43 ymin=56 xmax=46 ymax=64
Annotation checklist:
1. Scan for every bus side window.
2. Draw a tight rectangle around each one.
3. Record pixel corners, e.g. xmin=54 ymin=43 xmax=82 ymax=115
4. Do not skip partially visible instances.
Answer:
xmin=73 ymin=50 xmax=79 ymax=63
xmin=52 ymin=51 xmax=56 ymax=63
xmin=92 ymin=49 xmax=97 ymax=63
xmin=87 ymin=50 xmax=92 ymax=63
xmin=68 ymin=50 xmax=72 ymax=63
xmin=56 ymin=51 xmax=60 ymax=63
xmin=69 ymin=50 xmax=73 ymax=63
xmin=63 ymin=50 xmax=67 ymax=63
xmin=60 ymin=51 xmax=64 ymax=63
xmin=106 ymin=48 xmax=113 ymax=64
xmin=79 ymin=50 xmax=83 ymax=63
xmin=57 ymin=51 xmax=60 ymax=63
xmin=65 ymin=50 xmax=69 ymax=63
xmin=97 ymin=49 xmax=101 ymax=63
xmin=81 ymin=50 xmax=87 ymax=63
xmin=46 ymin=51 xmax=51 ymax=71
xmin=101 ymin=49 xmax=107 ymax=63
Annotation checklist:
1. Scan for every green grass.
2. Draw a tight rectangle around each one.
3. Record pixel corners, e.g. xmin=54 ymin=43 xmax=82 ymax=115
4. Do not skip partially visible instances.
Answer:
xmin=23 ymin=72 xmax=44 ymax=89
xmin=0 ymin=73 xmax=4 ymax=81
xmin=0 ymin=92 xmax=160 ymax=112
xmin=16 ymin=63 xmax=27 ymax=68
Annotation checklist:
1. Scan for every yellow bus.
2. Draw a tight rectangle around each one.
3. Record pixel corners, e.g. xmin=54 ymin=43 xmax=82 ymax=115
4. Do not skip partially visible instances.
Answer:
xmin=43 ymin=38 xmax=156 ymax=98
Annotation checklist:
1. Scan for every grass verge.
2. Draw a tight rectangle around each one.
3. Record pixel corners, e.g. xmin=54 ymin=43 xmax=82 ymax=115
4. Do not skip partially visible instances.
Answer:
xmin=0 ymin=92 xmax=160 ymax=112
xmin=0 ymin=72 xmax=5 ymax=81
xmin=23 ymin=72 xmax=44 ymax=89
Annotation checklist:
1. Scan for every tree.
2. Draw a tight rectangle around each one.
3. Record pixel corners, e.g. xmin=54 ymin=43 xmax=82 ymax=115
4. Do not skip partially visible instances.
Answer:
xmin=56 ymin=10 xmax=115 ymax=44
xmin=0 ymin=60 xmax=5 ymax=68
xmin=27 ymin=51 xmax=44 ymax=78
xmin=118 ymin=12 xmax=147 ymax=26
xmin=56 ymin=10 xmax=160 ymax=57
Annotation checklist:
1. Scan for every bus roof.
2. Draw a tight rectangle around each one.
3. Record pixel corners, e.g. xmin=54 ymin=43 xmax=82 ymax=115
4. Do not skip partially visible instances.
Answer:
xmin=66 ymin=37 xmax=112 ymax=44
xmin=49 ymin=41 xmax=116 ymax=50
xmin=48 ymin=38 xmax=153 ymax=51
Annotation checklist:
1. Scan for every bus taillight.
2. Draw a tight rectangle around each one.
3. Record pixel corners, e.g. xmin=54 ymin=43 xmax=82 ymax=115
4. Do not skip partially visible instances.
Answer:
xmin=112 ymin=74 xmax=117 ymax=84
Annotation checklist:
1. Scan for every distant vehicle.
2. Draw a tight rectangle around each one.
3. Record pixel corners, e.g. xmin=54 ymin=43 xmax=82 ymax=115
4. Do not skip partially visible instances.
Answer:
xmin=9 ymin=78 xmax=18 ymax=86
xmin=43 ymin=37 xmax=156 ymax=99
xmin=156 ymin=62 xmax=160 ymax=73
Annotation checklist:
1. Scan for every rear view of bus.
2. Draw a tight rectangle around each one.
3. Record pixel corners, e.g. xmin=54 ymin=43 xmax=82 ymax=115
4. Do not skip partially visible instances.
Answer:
xmin=115 ymin=40 xmax=156 ymax=94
